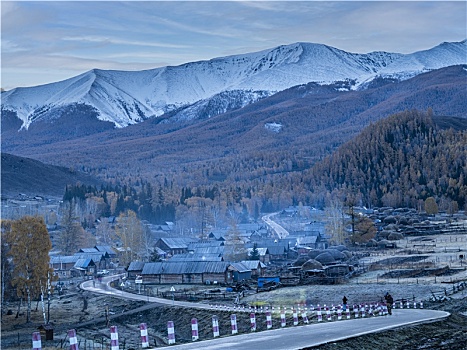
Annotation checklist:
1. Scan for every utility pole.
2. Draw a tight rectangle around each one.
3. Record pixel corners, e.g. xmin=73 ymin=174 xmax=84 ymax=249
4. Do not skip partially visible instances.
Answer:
xmin=47 ymin=271 xmax=51 ymax=324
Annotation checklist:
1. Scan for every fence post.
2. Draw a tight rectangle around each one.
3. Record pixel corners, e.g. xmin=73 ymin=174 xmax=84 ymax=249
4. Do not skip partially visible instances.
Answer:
xmin=191 ymin=318 xmax=199 ymax=341
xmin=231 ymin=314 xmax=238 ymax=335
xmin=167 ymin=321 xmax=175 ymax=345
xmin=110 ymin=326 xmax=118 ymax=350
xmin=212 ymin=316 xmax=220 ymax=338
xmin=32 ymin=332 xmax=42 ymax=350
xmin=250 ymin=313 xmax=256 ymax=332
xmin=140 ymin=323 xmax=149 ymax=348
xmin=69 ymin=329 xmax=79 ymax=350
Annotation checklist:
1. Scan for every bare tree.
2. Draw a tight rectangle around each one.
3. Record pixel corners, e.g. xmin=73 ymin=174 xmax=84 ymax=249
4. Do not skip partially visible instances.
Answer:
xmin=324 ymin=200 xmax=346 ymax=245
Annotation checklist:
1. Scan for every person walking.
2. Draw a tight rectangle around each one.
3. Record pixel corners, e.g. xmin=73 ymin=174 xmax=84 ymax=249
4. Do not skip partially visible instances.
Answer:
xmin=342 ymin=296 xmax=348 ymax=311
xmin=384 ymin=292 xmax=394 ymax=315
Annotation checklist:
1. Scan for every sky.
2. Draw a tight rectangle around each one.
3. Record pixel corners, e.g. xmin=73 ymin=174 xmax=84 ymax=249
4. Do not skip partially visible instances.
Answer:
xmin=1 ymin=1 xmax=466 ymax=90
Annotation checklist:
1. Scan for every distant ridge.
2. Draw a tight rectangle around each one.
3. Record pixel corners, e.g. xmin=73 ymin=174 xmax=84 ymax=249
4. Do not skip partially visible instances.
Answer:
xmin=1 ymin=153 xmax=102 ymax=197
xmin=1 ymin=40 xmax=465 ymax=130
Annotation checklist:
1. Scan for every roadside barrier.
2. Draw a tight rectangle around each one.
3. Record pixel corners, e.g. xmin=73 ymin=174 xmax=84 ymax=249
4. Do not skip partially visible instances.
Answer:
xmin=167 ymin=321 xmax=175 ymax=345
xmin=250 ymin=313 xmax=256 ymax=331
xmin=46 ymin=297 xmax=431 ymax=347
xmin=32 ymin=332 xmax=42 ymax=350
xmin=110 ymin=326 xmax=119 ymax=350
xmin=293 ymin=308 xmax=299 ymax=326
xmin=69 ymin=329 xmax=79 ymax=350
xmin=140 ymin=323 xmax=149 ymax=348
xmin=266 ymin=311 xmax=273 ymax=329
xmin=212 ymin=315 xmax=220 ymax=337
xmin=280 ymin=307 xmax=286 ymax=327
xmin=191 ymin=318 xmax=199 ymax=341
xmin=302 ymin=307 xmax=309 ymax=324
xmin=231 ymin=314 xmax=238 ymax=334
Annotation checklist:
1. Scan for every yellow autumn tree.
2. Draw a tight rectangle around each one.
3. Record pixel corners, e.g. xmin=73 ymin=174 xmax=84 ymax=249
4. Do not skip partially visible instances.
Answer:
xmin=6 ymin=216 xmax=53 ymax=322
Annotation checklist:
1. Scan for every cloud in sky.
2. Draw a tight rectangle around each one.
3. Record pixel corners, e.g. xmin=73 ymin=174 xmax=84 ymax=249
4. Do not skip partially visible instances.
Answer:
xmin=1 ymin=1 xmax=466 ymax=90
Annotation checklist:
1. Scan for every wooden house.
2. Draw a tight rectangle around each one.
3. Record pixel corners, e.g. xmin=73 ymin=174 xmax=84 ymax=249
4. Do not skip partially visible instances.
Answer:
xmin=49 ymin=255 xmax=80 ymax=278
xmin=229 ymin=262 xmax=252 ymax=282
xmin=72 ymin=258 xmax=96 ymax=276
xmin=127 ymin=261 xmax=145 ymax=280
xmin=155 ymin=237 xmax=198 ymax=256
xmin=141 ymin=261 xmax=232 ymax=285
xmin=239 ymin=260 xmax=266 ymax=277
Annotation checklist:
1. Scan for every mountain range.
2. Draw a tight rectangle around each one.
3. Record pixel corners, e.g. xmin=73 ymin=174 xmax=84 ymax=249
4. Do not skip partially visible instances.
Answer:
xmin=1 ymin=40 xmax=466 ymax=196
xmin=2 ymin=40 xmax=466 ymax=131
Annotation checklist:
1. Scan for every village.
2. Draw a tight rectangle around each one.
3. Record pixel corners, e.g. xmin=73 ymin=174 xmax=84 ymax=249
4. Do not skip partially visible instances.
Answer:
xmin=2 ymin=197 xmax=467 ymax=349
xmin=43 ymin=205 xmax=467 ymax=301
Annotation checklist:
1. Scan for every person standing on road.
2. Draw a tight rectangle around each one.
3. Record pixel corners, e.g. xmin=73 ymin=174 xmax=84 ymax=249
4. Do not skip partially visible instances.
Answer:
xmin=384 ymin=292 xmax=394 ymax=315
xmin=342 ymin=296 xmax=348 ymax=311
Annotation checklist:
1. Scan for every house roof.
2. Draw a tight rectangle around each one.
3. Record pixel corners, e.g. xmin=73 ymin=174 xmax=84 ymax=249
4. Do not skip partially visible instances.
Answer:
xmin=266 ymin=246 xmax=287 ymax=255
xmin=169 ymin=253 xmax=223 ymax=262
xmin=80 ymin=248 xmax=99 ymax=253
xmin=188 ymin=241 xmax=224 ymax=249
xmin=95 ymin=245 xmax=117 ymax=255
xmin=74 ymin=252 xmax=108 ymax=261
xmin=296 ymin=236 xmax=318 ymax=245
xmin=239 ymin=260 xmax=266 ymax=269
xmin=73 ymin=258 xmax=94 ymax=269
xmin=142 ymin=261 xmax=229 ymax=275
xmin=229 ymin=262 xmax=251 ymax=273
xmin=128 ymin=261 xmax=146 ymax=271
xmin=50 ymin=255 xmax=80 ymax=264
xmin=158 ymin=237 xmax=198 ymax=249
xmin=190 ymin=246 xmax=225 ymax=255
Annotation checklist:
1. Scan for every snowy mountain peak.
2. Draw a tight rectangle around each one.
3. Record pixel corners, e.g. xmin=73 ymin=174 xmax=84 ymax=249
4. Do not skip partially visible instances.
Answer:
xmin=2 ymin=40 xmax=466 ymax=130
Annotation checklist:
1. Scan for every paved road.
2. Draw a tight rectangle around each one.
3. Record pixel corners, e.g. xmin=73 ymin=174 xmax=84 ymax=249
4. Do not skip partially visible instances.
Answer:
xmin=82 ymin=276 xmax=450 ymax=349
xmin=164 ymin=308 xmax=450 ymax=350
xmin=262 ymin=212 xmax=289 ymax=239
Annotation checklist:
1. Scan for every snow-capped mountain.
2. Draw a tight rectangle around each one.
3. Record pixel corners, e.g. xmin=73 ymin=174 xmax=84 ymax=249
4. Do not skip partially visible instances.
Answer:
xmin=2 ymin=40 xmax=466 ymax=130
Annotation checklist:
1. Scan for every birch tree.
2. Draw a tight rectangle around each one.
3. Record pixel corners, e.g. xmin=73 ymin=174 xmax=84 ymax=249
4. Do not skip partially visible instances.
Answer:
xmin=114 ymin=210 xmax=145 ymax=266
xmin=325 ymin=200 xmax=346 ymax=245
xmin=6 ymin=216 xmax=53 ymax=322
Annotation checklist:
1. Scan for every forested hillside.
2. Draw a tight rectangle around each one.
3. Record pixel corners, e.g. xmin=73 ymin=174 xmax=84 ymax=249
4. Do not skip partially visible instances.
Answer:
xmin=305 ymin=110 xmax=467 ymax=210
xmin=59 ymin=110 xmax=466 ymax=227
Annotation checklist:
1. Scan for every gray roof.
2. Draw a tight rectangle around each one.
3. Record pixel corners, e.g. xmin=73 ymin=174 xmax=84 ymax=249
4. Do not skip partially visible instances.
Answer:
xmin=74 ymin=252 xmax=107 ymax=261
xmin=190 ymin=246 xmax=225 ymax=255
xmin=229 ymin=262 xmax=251 ymax=273
xmin=297 ymin=236 xmax=318 ymax=244
xmin=188 ymin=241 xmax=224 ymax=249
xmin=74 ymin=258 xmax=94 ymax=269
xmin=95 ymin=245 xmax=117 ymax=255
xmin=50 ymin=255 xmax=80 ymax=264
xmin=80 ymin=248 xmax=99 ymax=253
xmin=169 ymin=253 xmax=223 ymax=262
xmin=142 ymin=261 xmax=229 ymax=275
xmin=128 ymin=261 xmax=146 ymax=271
xmin=239 ymin=260 xmax=266 ymax=269
xmin=266 ymin=246 xmax=287 ymax=255
xmin=158 ymin=237 xmax=198 ymax=249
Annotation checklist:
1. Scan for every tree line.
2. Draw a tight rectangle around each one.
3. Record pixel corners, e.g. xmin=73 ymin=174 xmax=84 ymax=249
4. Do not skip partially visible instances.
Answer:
xmin=63 ymin=110 xmax=466 ymax=229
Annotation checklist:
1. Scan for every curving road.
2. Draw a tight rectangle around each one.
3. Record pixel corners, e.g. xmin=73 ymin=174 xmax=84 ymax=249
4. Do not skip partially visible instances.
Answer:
xmin=262 ymin=212 xmax=289 ymax=239
xmin=82 ymin=275 xmax=450 ymax=349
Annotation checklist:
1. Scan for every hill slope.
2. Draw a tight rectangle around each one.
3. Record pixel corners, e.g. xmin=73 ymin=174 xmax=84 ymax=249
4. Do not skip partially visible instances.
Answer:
xmin=2 ymin=65 xmax=466 ymax=184
xmin=1 ymin=153 xmax=102 ymax=197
